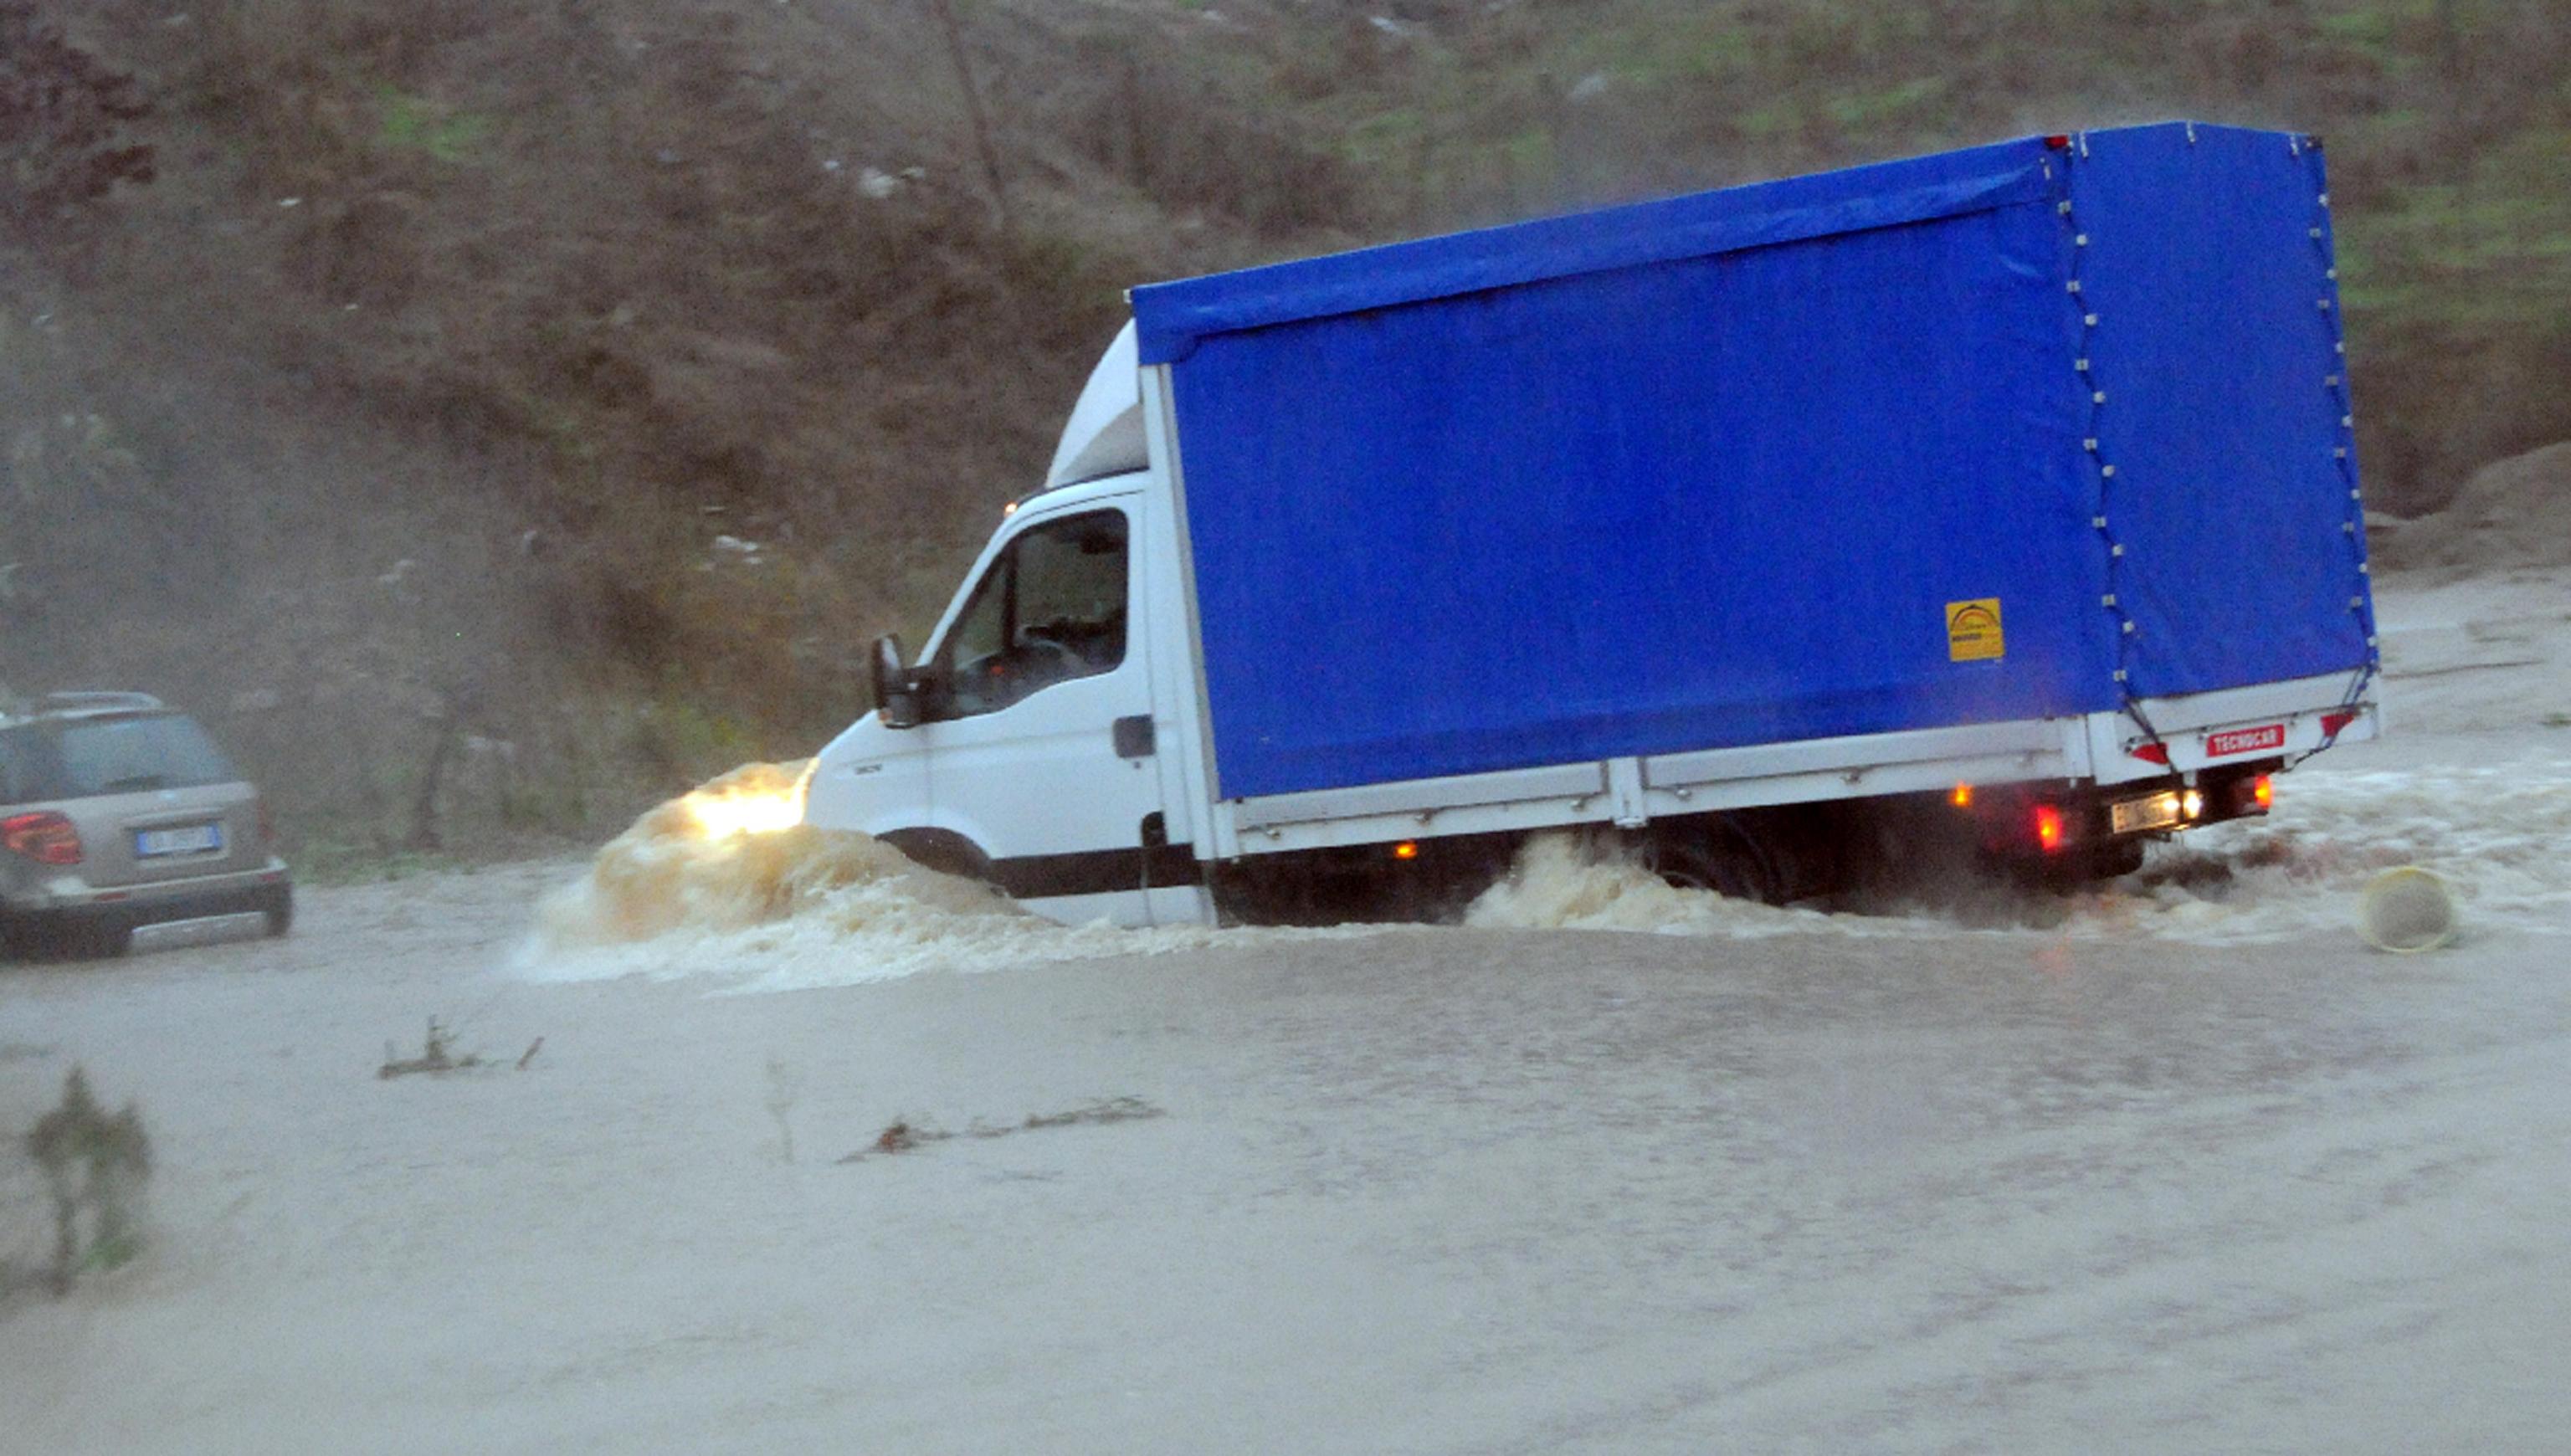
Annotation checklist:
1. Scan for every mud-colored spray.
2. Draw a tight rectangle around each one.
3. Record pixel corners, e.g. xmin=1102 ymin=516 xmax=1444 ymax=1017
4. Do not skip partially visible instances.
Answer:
xmin=1462 ymin=834 xmax=1826 ymax=937
xmin=522 ymin=761 xmax=1363 ymax=990
xmin=531 ymin=760 xmax=1028 ymax=956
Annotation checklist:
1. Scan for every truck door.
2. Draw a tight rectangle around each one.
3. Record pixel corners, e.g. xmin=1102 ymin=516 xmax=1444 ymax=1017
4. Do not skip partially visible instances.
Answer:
xmin=916 ymin=498 xmax=1174 ymax=926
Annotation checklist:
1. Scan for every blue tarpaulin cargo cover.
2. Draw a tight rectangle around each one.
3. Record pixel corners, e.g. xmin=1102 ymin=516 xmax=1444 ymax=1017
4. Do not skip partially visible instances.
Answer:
xmin=1132 ymin=123 xmax=2377 ymax=802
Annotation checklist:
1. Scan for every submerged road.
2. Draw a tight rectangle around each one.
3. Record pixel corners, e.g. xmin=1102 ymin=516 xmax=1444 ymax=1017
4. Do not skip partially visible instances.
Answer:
xmin=3 ymin=847 xmax=2567 ymax=1453
xmin=5 ymin=567 xmax=2568 ymax=1452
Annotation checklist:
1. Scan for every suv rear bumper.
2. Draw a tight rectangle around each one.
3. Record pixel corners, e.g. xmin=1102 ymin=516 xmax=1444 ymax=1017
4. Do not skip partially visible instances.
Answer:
xmin=3 ymin=859 xmax=292 ymax=929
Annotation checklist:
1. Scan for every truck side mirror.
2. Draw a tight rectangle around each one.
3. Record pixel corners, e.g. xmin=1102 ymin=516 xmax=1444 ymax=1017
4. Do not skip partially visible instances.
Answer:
xmin=870 ymin=634 xmax=920 ymax=729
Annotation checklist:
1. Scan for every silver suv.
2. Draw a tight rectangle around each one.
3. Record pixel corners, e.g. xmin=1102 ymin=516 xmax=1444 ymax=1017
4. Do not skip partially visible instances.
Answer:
xmin=0 ymin=693 xmax=292 ymax=959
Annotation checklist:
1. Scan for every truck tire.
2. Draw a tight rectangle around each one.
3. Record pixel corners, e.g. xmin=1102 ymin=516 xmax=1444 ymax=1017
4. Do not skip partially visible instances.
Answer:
xmin=877 ymin=829 xmax=1003 ymax=889
xmin=1648 ymin=817 xmax=1783 ymax=905
xmin=2083 ymin=838 xmax=2149 ymax=882
xmin=2022 ymin=836 xmax=2148 ymax=889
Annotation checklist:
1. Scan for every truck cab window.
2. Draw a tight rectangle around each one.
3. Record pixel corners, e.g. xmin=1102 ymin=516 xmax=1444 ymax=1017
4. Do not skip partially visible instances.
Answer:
xmin=937 ymin=509 xmax=1129 ymax=718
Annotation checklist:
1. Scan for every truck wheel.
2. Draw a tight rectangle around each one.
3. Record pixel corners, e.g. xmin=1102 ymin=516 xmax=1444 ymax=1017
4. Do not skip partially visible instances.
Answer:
xmin=2027 ymin=837 xmax=2148 ymax=889
xmin=2085 ymin=838 xmax=2148 ymax=881
xmin=1649 ymin=818 xmax=1783 ymax=905
xmin=878 ymin=830 xmax=1004 ymax=893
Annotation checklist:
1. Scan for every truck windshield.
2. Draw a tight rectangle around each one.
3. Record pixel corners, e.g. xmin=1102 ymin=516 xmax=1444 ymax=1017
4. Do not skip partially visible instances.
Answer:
xmin=0 ymin=714 xmax=239 ymax=802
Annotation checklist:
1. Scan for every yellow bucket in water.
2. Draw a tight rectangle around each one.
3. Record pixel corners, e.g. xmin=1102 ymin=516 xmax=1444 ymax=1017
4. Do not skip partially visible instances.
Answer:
xmin=2359 ymin=866 xmax=2459 ymax=953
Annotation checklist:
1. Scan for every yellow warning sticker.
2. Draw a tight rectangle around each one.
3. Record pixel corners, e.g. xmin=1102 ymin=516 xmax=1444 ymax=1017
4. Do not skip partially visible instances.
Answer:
xmin=1946 ymin=598 xmax=2004 ymax=662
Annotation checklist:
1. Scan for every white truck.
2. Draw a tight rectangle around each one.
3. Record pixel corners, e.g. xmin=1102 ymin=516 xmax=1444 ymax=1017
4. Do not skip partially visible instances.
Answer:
xmin=806 ymin=123 xmax=2382 ymax=926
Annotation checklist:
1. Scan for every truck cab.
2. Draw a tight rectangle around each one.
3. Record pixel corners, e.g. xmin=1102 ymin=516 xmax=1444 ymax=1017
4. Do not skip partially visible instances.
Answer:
xmin=809 ymin=328 xmax=1212 ymax=927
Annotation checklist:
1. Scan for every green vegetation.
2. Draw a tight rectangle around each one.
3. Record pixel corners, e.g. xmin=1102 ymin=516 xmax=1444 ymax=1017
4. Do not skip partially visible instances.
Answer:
xmin=23 ymin=1067 xmax=151 ymax=1296
xmin=374 ymin=89 xmax=493 ymax=165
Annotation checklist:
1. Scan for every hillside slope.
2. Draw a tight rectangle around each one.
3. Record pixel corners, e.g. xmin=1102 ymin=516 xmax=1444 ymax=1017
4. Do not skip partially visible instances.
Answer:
xmin=3 ymin=0 xmax=2564 ymax=853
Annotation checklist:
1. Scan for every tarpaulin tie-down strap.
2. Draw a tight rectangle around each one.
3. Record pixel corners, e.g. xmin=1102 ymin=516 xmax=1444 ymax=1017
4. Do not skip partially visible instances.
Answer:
xmin=2053 ymin=145 xmax=2179 ymax=770
xmin=2300 ymin=137 xmax=2381 ymax=762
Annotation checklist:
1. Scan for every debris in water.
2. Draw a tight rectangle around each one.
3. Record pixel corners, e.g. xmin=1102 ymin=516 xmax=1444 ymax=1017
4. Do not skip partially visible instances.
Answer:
xmin=866 ymin=1120 xmax=928 ymax=1157
xmin=380 ymin=1020 xmax=546 ymax=1078
xmin=838 ymin=1097 xmax=1165 ymax=1164
xmin=378 ymin=1018 xmax=480 ymax=1079
xmin=766 ymin=1057 xmax=803 ymax=1163
xmin=2359 ymin=865 xmax=2460 ymax=952
xmin=1018 ymin=1096 xmax=1162 ymax=1131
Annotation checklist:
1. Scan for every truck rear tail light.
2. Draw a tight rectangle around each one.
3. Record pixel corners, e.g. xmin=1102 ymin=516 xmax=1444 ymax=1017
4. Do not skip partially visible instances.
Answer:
xmin=2 ymin=811 xmax=83 ymax=866
xmin=2034 ymin=804 xmax=2066 ymax=853
xmin=2219 ymin=773 xmax=2274 ymax=818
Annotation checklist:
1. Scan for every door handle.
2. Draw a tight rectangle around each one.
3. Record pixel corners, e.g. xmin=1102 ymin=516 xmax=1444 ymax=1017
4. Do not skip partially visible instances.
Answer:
xmin=1112 ymin=715 xmax=1155 ymax=760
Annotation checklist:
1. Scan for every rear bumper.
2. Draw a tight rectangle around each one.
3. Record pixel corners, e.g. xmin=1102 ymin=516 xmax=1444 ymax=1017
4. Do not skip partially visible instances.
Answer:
xmin=1967 ymin=768 xmax=2276 ymax=862
xmin=3 ymin=859 xmax=292 ymax=929
xmin=2087 ymin=673 xmax=2379 ymax=785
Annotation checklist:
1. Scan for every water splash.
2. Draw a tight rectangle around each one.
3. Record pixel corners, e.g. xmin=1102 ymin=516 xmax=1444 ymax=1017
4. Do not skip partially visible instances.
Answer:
xmin=522 ymin=753 xmax=2570 ymax=993
xmin=1463 ymin=758 xmax=2571 ymax=946
xmin=518 ymin=762 xmax=1362 ymax=991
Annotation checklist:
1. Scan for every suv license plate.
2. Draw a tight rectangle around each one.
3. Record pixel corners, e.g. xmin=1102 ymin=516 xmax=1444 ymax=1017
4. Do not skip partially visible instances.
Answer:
xmin=2109 ymin=792 xmax=2183 ymax=836
xmin=136 ymin=823 xmax=223 ymax=858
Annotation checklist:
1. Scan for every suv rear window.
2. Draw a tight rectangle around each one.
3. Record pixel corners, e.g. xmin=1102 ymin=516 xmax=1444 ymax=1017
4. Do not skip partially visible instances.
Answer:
xmin=0 ymin=714 xmax=239 ymax=802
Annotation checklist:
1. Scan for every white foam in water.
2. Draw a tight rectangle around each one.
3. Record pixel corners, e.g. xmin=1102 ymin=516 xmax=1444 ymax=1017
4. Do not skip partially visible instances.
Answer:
xmin=516 ymin=763 xmax=1363 ymax=992
xmin=521 ymin=756 xmax=2571 ymax=991
xmin=1462 ymin=833 xmax=1874 ymax=938
xmin=1465 ymin=759 xmax=2571 ymax=946
xmin=2079 ymin=759 xmax=2571 ymax=944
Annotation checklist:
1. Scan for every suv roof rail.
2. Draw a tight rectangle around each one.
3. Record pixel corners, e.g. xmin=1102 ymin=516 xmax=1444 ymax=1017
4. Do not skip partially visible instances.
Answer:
xmin=38 ymin=690 xmax=167 ymax=716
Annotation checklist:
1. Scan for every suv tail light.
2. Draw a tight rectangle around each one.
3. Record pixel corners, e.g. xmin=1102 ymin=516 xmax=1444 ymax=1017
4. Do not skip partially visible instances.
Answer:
xmin=2 ymin=811 xmax=84 ymax=866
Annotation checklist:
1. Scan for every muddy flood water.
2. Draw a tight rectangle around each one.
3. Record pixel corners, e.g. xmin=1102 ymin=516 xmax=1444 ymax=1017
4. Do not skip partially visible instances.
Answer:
xmin=4 ymin=567 xmax=2568 ymax=1453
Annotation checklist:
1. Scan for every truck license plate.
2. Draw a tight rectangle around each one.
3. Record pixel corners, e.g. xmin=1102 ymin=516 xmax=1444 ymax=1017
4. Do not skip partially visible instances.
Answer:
xmin=136 ymin=823 xmax=222 ymax=858
xmin=2205 ymin=723 xmax=2286 ymax=758
xmin=2110 ymin=792 xmax=2183 ymax=835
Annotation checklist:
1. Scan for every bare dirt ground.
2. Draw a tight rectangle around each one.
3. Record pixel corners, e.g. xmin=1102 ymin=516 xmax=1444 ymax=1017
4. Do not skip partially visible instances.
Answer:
xmin=3 ymin=568 xmax=2568 ymax=1454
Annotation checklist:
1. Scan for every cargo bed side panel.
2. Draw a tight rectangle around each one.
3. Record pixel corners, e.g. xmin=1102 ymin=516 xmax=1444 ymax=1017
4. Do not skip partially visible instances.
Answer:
xmin=1161 ymin=181 xmax=2114 ymax=801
